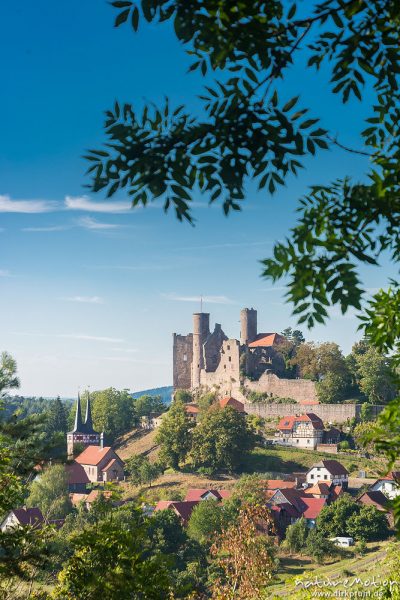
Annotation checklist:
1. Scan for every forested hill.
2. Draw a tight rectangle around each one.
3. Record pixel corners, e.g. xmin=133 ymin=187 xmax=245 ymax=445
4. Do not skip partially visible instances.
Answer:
xmin=131 ymin=386 xmax=173 ymax=404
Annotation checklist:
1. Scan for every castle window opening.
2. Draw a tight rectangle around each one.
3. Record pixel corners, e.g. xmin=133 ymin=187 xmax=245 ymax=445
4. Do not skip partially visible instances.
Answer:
xmin=228 ymin=357 xmax=232 ymax=362
xmin=183 ymin=354 xmax=187 ymax=362
xmin=227 ymin=345 xmax=230 ymax=350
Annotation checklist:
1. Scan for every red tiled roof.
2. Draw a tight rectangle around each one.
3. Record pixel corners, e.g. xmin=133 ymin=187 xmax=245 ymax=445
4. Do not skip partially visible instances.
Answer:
xmin=219 ymin=397 xmax=245 ymax=412
xmin=266 ymin=480 xmax=297 ymax=490
xmin=185 ymin=404 xmax=200 ymax=414
xmin=248 ymin=333 xmax=285 ymax=348
xmin=270 ymin=488 xmax=311 ymax=512
xmin=154 ymin=500 xmax=199 ymax=524
xmin=310 ymin=460 xmax=348 ymax=476
xmin=85 ymin=490 xmax=113 ymax=504
xmin=301 ymin=497 xmax=326 ymax=520
xmin=376 ymin=471 xmax=400 ymax=482
xmin=12 ymin=508 xmax=43 ymax=527
xmin=75 ymin=446 xmax=115 ymax=466
xmin=331 ymin=485 xmax=344 ymax=501
xmin=185 ymin=488 xmax=232 ymax=502
xmin=358 ymin=491 xmax=389 ymax=511
xmin=69 ymin=493 xmax=88 ymax=506
xmin=66 ymin=462 xmax=90 ymax=485
xmin=307 ymin=482 xmax=332 ymax=496
xmin=278 ymin=413 xmax=324 ymax=431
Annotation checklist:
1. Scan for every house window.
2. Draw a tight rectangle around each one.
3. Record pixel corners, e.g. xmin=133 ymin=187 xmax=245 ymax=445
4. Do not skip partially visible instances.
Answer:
xmin=310 ymin=474 xmax=314 ymax=479
xmin=307 ymin=439 xmax=310 ymax=444
xmin=324 ymin=475 xmax=328 ymax=480
xmin=296 ymin=439 xmax=299 ymax=444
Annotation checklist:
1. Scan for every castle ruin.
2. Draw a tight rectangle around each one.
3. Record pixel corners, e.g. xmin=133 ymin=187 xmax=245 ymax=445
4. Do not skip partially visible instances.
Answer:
xmin=173 ymin=308 xmax=318 ymax=404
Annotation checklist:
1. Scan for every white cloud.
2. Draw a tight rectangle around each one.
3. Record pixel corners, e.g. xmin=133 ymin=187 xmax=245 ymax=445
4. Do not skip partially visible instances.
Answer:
xmin=0 ymin=269 xmax=11 ymax=277
xmin=63 ymin=296 xmax=104 ymax=304
xmin=77 ymin=216 xmax=121 ymax=230
xmin=162 ymin=293 xmax=235 ymax=305
xmin=176 ymin=240 xmax=273 ymax=251
xmin=11 ymin=331 xmax=124 ymax=343
xmin=22 ymin=225 xmax=69 ymax=232
xmin=0 ymin=194 xmax=58 ymax=213
xmin=65 ymin=195 xmax=132 ymax=213
xmin=110 ymin=347 xmax=138 ymax=353
xmin=59 ymin=334 xmax=124 ymax=343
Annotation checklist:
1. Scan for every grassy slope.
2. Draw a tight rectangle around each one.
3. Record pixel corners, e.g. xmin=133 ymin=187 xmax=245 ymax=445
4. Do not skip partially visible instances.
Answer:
xmin=116 ymin=428 xmax=388 ymax=503
xmin=268 ymin=539 xmax=398 ymax=598
xmin=243 ymin=446 xmax=387 ymax=478
xmin=118 ymin=428 xmax=386 ymax=477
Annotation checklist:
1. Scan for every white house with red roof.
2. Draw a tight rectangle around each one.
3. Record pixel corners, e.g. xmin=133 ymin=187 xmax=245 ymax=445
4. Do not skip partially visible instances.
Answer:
xmin=154 ymin=500 xmax=199 ymax=525
xmin=0 ymin=507 xmax=44 ymax=532
xmin=369 ymin=472 xmax=400 ymax=499
xmin=306 ymin=460 xmax=348 ymax=489
xmin=184 ymin=488 xmax=232 ymax=502
xmin=74 ymin=445 xmax=125 ymax=483
xmin=276 ymin=413 xmax=324 ymax=449
xmin=268 ymin=488 xmax=327 ymax=528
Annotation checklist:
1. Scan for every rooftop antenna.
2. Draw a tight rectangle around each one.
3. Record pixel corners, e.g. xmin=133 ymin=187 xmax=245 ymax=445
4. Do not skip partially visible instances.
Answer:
xmin=200 ymin=294 xmax=203 ymax=313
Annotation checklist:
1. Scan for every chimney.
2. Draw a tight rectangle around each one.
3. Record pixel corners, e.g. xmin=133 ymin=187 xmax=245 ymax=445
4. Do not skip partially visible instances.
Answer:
xmin=100 ymin=432 xmax=104 ymax=449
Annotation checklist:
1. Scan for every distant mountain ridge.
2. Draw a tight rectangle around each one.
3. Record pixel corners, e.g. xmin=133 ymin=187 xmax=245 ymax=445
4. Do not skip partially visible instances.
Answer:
xmin=131 ymin=386 xmax=173 ymax=405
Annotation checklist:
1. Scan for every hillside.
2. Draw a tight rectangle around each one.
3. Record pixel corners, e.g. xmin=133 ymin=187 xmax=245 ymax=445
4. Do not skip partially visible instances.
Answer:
xmin=131 ymin=386 xmax=173 ymax=404
xmin=268 ymin=539 xmax=398 ymax=597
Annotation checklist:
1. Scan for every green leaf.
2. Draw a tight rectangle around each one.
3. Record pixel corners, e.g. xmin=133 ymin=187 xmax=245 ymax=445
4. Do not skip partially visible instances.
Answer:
xmin=115 ymin=8 xmax=130 ymax=27
xmin=282 ymin=96 xmax=299 ymax=113
xmin=288 ymin=3 xmax=297 ymax=20
xmin=131 ymin=7 xmax=139 ymax=31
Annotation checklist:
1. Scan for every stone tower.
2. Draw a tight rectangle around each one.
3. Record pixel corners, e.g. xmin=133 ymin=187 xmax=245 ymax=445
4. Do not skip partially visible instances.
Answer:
xmin=67 ymin=393 xmax=101 ymax=458
xmin=240 ymin=308 xmax=257 ymax=345
xmin=192 ymin=312 xmax=210 ymax=388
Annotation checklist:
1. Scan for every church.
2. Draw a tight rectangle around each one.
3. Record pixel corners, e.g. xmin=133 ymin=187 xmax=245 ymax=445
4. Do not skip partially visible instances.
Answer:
xmin=67 ymin=393 xmax=103 ymax=458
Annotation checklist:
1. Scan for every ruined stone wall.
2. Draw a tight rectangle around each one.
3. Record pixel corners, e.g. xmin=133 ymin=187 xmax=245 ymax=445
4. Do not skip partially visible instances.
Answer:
xmin=199 ymin=339 xmax=241 ymax=396
xmin=242 ymin=373 xmax=318 ymax=403
xmin=203 ymin=324 xmax=227 ymax=372
xmin=243 ymin=402 xmax=385 ymax=424
xmin=173 ymin=333 xmax=193 ymax=390
xmin=245 ymin=347 xmax=286 ymax=379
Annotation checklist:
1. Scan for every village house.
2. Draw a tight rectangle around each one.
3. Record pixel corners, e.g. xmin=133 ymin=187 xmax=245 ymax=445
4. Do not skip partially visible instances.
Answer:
xmin=369 ymin=472 xmax=400 ymax=499
xmin=66 ymin=461 xmax=90 ymax=494
xmin=185 ymin=488 xmax=232 ymax=501
xmin=154 ymin=500 xmax=199 ymax=525
xmin=276 ymin=413 xmax=324 ymax=449
xmin=306 ymin=460 xmax=348 ymax=489
xmin=74 ymin=445 xmax=125 ymax=483
xmin=357 ymin=490 xmax=390 ymax=512
xmin=0 ymin=507 xmax=44 ymax=532
xmin=268 ymin=488 xmax=327 ymax=528
xmin=185 ymin=404 xmax=200 ymax=423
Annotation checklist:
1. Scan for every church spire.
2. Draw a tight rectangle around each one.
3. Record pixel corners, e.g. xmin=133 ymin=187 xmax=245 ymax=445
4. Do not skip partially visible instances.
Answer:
xmin=85 ymin=392 xmax=94 ymax=432
xmin=73 ymin=392 xmax=84 ymax=432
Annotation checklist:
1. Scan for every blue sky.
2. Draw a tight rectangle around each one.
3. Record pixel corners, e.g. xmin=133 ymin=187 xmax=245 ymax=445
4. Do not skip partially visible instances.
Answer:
xmin=0 ymin=1 xmax=394 ymax=396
